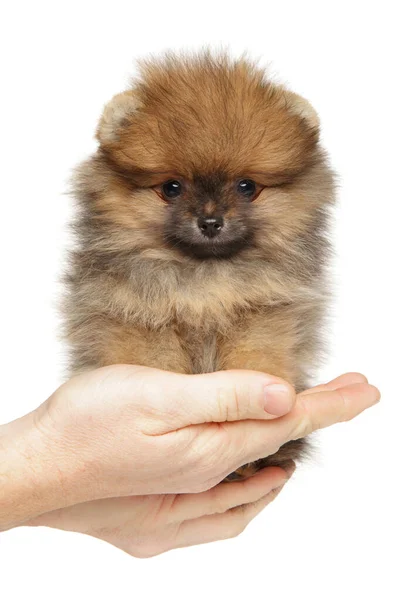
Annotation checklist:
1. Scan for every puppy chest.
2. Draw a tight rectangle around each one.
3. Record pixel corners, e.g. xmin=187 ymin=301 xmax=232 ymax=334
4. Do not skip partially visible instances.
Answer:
xmin=180 ymin=330 xmax=218 ymax=374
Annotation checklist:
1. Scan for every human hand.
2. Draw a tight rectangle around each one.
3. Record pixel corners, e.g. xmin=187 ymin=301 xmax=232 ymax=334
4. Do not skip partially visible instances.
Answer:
xmin=26 ymin=365 xmax=298 ymax=501
xmin=26 ymin=372 xmax=378 ymax=558
xmin=28 ymin=464 xmax=294 ymax=557
xmin=0 ymin=364 xmax=297 ymax=529
xmin=38 ymin=366 xmax=377 ymax=497
xmin=1 ymin=367 xmax=379 ymax=531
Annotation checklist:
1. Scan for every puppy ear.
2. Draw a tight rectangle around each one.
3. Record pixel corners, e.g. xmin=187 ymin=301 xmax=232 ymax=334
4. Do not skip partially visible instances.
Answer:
xmin=282 ymin=90 xmax=320 ymax=132
xmin=96 ymin=90 xmax=139 ymax=145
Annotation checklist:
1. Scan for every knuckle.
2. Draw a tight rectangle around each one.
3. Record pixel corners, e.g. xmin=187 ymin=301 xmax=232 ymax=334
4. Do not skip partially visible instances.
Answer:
xmin=184 ymin=430 xmax=214 ymax=469
xmin=231 ymin=520 xmax=247 ymax=538
xmin=216 ymin=383 xmax=244 ymax=422
xmin=290 ymin=399 xmax=314 ymax=439
xmin=209 ymin=487 xmax=228 ymax=514
xmin=229 ymin=505 xmax=249 ymax=537
xmin=188 ymin=480 xmax=213 ymax=494
xmin=187 ymin=426 xmax=228 ymax=473
xmin=225 ymin=525 xmax=243 ymax=540
xmin=131 ymin=549 xmax=153 ymax=559
xmin=334 ymin=388 xmax=349 ymax=422
xmin=130 ymin=543 xmax=161 ymax=559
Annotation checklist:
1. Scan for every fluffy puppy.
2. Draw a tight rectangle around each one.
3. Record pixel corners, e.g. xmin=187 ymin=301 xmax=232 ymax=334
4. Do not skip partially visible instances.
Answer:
xmin=64 ymin=52 xmax=335 ymax=480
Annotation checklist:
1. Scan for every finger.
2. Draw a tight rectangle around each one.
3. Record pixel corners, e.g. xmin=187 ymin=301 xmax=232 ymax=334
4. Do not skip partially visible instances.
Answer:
xmin=300 ymin=372 xmax=368 ymax=396
xmin=138 ymin=368 xmax=296 ymax=433
xmin=174 ymin=483 xmax=286 ymax=549
xmin=288 ymin=382 xmax=380 ymax=438
xmin=217 ymin=382 xmax=380 ymax=472
xmin=171 ymin=466 xmax=292 ymax=521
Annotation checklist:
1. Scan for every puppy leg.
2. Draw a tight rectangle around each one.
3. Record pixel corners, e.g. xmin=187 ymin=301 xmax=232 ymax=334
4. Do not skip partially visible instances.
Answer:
xmin=218 ymin=311 xmax=309 ymax=481
xmin=67 ymin=317 xmax=192 ymax=375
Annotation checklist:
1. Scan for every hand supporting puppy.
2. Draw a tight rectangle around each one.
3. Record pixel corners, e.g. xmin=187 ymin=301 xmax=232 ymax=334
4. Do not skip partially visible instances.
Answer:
xmin=0 ymin=366 xmax=379 ymax=555
xmin=28 ymin=464 xmax=295 ymax=558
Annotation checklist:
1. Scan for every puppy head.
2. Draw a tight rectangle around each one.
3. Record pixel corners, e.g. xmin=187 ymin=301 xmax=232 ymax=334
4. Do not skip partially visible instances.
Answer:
xmin=86 ymin=53 xmax=331 ymax=262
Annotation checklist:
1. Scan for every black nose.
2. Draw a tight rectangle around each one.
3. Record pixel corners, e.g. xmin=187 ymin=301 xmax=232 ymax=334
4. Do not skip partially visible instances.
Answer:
xmin=197 ymin=216 xmax=224 ymax=238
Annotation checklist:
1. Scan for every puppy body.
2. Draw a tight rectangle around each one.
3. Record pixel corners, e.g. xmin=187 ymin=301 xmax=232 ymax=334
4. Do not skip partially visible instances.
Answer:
xmin=64 ymin=53 xmax=335 ymax=478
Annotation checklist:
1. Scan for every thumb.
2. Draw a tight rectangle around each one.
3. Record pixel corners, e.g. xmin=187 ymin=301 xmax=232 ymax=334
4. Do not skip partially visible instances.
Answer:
xmin=137 ymin=368 xmax=296 ymax=433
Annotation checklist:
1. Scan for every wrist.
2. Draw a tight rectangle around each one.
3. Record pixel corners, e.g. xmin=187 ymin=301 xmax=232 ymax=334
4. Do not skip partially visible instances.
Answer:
xmin=0 ymin=407 xmax=90 ymax=531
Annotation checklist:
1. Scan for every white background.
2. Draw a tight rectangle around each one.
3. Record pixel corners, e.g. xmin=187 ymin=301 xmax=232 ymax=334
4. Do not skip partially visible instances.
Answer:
xmin=0 ymin=1 xmax=399 ymax=599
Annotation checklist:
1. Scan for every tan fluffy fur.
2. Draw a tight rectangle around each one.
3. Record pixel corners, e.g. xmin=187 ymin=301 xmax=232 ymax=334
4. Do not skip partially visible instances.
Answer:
xmin=64 ymin=51 xmax=335 ymax=479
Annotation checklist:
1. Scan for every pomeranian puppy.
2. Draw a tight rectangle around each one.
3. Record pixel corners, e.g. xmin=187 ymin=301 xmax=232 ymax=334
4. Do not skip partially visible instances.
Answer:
xmin=64 ymin=51 xmax=335 ymax=480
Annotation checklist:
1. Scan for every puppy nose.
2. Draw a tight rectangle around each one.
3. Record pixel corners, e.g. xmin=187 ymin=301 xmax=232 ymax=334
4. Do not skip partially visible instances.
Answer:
xmin=197 ymin=216 xmax=224 ymax=238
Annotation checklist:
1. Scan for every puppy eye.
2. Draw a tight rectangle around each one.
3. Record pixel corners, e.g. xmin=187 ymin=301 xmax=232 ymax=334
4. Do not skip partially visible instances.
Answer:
xmin=162 ymin=180 xmax=182 ymax=200
xmin=237 ymin=179 xmax=257 ymax=199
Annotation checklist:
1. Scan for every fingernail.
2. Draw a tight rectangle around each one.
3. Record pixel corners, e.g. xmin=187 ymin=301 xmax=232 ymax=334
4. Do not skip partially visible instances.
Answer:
xmin=264 ymin=384 xmax=293 ymax=416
